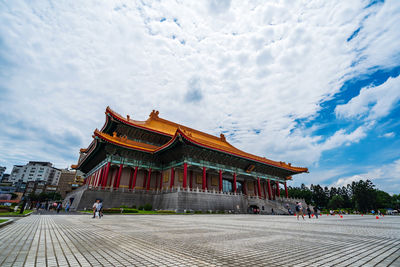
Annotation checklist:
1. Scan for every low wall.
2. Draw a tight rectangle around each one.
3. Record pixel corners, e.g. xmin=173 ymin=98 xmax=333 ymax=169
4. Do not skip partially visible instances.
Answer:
xmin=64 ymin=187 xmax=302 ymax=214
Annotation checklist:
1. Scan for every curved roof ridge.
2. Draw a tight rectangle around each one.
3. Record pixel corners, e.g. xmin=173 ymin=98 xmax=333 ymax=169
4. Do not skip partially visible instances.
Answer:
xmin=177 ymin=129 xmax=308 ymax=173
xmin=106 ymin=106 xmax=230 ymax=144
xmin=102 ymin=107 xmax=308 ymax=173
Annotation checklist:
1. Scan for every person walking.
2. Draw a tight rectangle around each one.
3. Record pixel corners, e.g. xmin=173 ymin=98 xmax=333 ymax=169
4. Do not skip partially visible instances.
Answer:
xmin=92 ymin=199 xmax=100 ymax=218
xmin=314 ymin=206 xmax=319 ymax=219
xmin=295 ymin=202 xmax=305 ymax=220
xmin=307 ymin=206 xmax=311 ymax=219
xmin=65 ymin=202 xmax=70 ymax=213
xmin=56 ymin=203 xmax=62 ymax=214
xmin=97 ymin=201 xmax=103 ymax=218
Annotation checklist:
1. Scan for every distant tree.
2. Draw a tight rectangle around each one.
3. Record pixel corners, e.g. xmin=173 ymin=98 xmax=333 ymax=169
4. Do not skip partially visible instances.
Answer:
xmin=375 ymin=190 xmax=392 ymax=209
xmin=338 ymin=186 xmax=351 ymax=208
xmin=350 ymin=180 xmax=376 ymax=212
xmin=288 ymin=184 xmax=312 ymax=204
xmin=310 ymin=184 xmax=328 ymax=208
xmin=391 ymin=194 xmax=400 ymax=210
xmin=329 ymin=186 xmax=338 ymax=198
xmin=328 ymin=195 xmax=344 ymax=210
xmin=28 ymin=193 xmax=39 ymax=202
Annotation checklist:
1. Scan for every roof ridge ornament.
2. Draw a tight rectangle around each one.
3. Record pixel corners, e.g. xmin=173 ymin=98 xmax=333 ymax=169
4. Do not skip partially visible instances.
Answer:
xmin=149 ymin=110 xmax=159 ymax=119
xmin=220 ymin=133 xmax=226 ymax=142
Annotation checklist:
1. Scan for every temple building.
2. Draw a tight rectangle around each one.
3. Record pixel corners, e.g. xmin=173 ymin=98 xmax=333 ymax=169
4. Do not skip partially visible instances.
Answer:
xmin=66 ymin=107 xmax=308 ymax=213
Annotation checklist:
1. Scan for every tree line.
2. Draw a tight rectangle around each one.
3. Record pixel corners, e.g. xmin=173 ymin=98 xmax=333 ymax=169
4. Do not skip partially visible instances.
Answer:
xmin=286 ymin=179 xmax=400 ymax=213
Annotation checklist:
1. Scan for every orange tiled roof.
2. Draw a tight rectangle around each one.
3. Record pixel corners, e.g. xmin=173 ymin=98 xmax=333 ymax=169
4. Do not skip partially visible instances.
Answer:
xmin=94 ymin=129 xmax=160 ymax=153
xmin=103 ymin=107 xmax=308 ymax=173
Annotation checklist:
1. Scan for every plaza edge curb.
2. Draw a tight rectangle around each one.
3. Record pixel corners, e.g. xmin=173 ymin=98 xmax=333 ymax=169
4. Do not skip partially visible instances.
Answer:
xmin=0 ymin=211 xmax=34 ymax=218
xmin=0 ymin=219 xmax=14 ymax=229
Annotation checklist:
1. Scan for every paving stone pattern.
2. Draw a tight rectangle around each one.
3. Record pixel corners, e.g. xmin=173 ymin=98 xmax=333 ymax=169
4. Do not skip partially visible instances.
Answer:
xmin=0 ymin=214 xmax=399 ymax=266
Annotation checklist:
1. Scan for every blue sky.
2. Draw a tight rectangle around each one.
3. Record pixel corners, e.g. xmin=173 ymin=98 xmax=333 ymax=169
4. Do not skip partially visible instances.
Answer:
xmin=0 ymin=0 xmax=399 ymax=194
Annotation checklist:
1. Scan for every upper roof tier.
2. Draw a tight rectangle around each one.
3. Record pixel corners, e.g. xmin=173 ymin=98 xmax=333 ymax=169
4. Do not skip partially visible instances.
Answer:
xmin=99 ymin=107 xmax=308 ymax=174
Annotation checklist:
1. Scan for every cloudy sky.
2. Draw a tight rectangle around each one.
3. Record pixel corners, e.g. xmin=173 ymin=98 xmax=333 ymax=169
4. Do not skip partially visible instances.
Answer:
xmin=1 ymin=0 xmax=399 ymax=193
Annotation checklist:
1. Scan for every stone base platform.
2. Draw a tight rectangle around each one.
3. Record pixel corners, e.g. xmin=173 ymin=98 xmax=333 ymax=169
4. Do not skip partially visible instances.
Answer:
xmin=64 ymin=186 xmax=302 ymax=214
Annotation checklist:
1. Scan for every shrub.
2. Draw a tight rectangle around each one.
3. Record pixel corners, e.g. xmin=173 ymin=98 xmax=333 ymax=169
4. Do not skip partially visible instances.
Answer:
xmin=102 ymin=208 xmax=123 ymax=214
xmin=131 ymin=205 xmax=136 ymax=209
xmin=156 ymin=210 xmax=176 ymax=214
xmin=120 ymin=205 xmax=129 ymax=208
xmin=0 ymin=207 xmax=13 ymax=213
xmin=143 ymin=204 xmax=152 ymax=211
xmin=217 ymin=210 xmax=225 ymax=214
xmin=185 ymin=210 xmax=192 ymax=213
xmin=379 ymin=209 xmax=387 ymax=215
xmin=138 ymin=206 xmax=144 ymax=210
xmin=194 ymin=210 xmax=202 ymax=214
xmin=102 ymin=208 xmax=139 ymax=214
xmin=123 ymin=209 xmax=138 ymax=213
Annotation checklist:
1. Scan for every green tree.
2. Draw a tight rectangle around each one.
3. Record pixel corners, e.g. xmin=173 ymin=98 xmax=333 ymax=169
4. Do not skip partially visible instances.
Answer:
xmin=351 ymin=180 xmax=376 ymax=212
xmin=328 ymin=195 xmax=344 ymax=210
xmin=310 ymin=184 xmax=328 ymax=208
xmin=375 ymin=190 xmax=391 ymax=209
xmin=391 ymin=194 xmax=400 ymax=210
xmin=337 ymin=186 xmax=351 ymax=208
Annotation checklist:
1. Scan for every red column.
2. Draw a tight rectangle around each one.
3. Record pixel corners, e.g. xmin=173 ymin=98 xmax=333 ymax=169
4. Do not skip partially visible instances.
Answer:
xmin=146 ymin=168 xmax=152 ymax=191
xmin=272 ymin=185 xmax=276 ymax=200
xmin=183 ymin=163 xmax=187 ymax=189
xmin=267 ymin=179 xmax=272 ymax=200
xmin=233 ymin=173 xmax=237 ymax=193
xmin=284 ymin=182 xmax=288 ymax=198
xmin=276 ymin=181 xmax=280 ymax=197
xmin=100 ymin=166 xmax=106 ymax=187
xmin=89 ymin=172 xmax=94 ymax=186
xmin=115 ymin=164 xmax=123 ymax=188
xmin=102 ymin=162 xmax=111 ymax=188
xmin=263 ymin=182 xmax=267 ymax=199
xmin=93 ymin=172 xmax=98 ymax=186
xmin=160 ymin=171 xmax=163 ymax=190
xmin=169 ymin=168 xmax=175 ymax=189
xmin=101 ymin=166 xmax=107 ymax=186
xmin=95 ymin=168 xmax=100 ymax=187
xmin=131 ymin=166 xmax=138 ymax=189
xmin=189 ymin=170 xmax=193 ymax=189
xmin=202 ymin=167 xmax=206 ymax=190
xmin=109 ymin=168 xmax=115 ymax=187
xmin=93 ymin=172 xmax=97 ymax=186
xmin=93 ymin=169 xmax=102 ymax=187
xmin=257 ymin=177 xmax=262 ymax=198
xmin=219 ymin=170 xmax=223 ymax=192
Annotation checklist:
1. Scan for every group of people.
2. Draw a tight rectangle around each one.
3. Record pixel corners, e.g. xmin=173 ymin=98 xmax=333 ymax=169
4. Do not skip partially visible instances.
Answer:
xmin=92 ymin=199 xmax=103 ymax=218
xmin=295 ymin=202 xmax=319 ymax=220
xmin=35 ymin=202 xmax=65 ymax=213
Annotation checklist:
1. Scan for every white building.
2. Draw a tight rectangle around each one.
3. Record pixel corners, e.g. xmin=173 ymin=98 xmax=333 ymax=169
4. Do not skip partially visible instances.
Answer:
xmin=9 ymin=161 xmax=61 ymax=185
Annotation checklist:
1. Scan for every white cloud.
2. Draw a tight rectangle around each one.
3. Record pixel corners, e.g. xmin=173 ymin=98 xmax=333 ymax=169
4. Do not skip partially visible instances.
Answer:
xmin=331 ymin=159 xmax=400 ymax=194
xmin=382 ymin=132 xmax=395 ymax=138
xmin=335 ymin=76 xmax=400 ymax=120
xmin=0 ymin=0 xmax=399 ymax=173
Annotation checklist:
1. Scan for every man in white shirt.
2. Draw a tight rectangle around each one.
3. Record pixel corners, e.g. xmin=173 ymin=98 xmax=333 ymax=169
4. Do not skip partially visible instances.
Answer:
xmin=92 ymin=200 xmax=99 ymax=218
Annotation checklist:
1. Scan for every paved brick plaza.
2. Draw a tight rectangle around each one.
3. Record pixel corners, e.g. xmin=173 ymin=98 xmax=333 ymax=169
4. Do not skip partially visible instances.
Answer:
xmin=0 ymin=214 xmax=399 ymax=266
